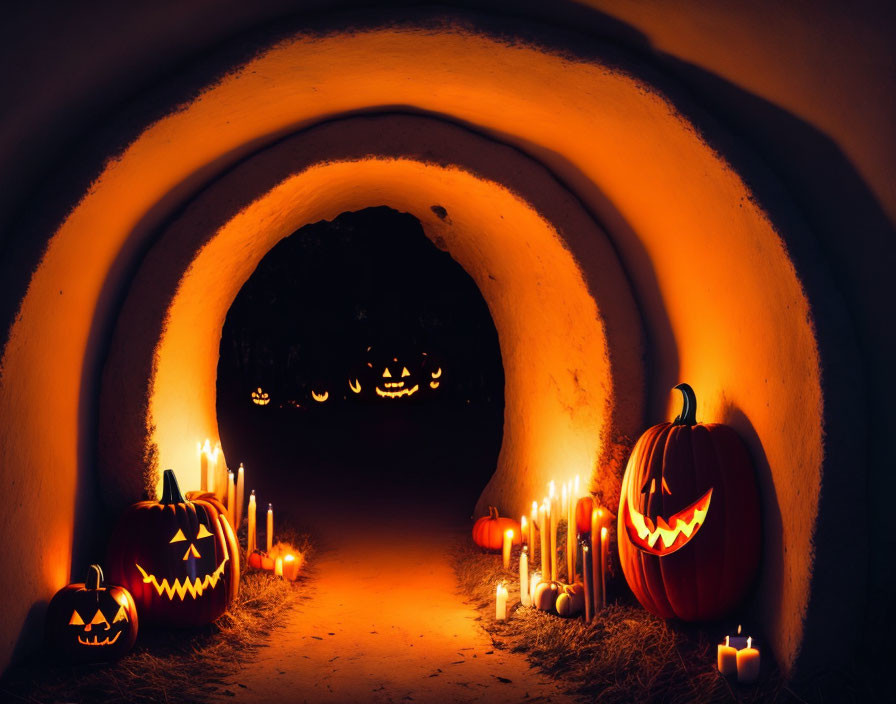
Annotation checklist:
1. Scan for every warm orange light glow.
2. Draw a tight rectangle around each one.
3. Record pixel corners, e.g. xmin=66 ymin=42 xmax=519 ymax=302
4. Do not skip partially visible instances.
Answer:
xmin=250 ymin=387 xmax=270 ymax=406
xmin=623 ymin=488 xmax=713 ymax=555
xmin=348 ymin=378 xmax=362 ymax=394
xmin=311 ymin=390 xmax=329 ymax=403
xmin=431 ymin=367 xmax=442 ymax=379
xmin=429 ymin=381 xmax=440 ymax=389
xmin=0 ymin=24 xmax=828 ymax=677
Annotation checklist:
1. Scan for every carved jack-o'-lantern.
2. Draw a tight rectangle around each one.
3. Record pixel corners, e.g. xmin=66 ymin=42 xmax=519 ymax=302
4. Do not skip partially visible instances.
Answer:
xmin=107 ymin=469 xmax=240 ymax=626
xmin=376 ymin=363 xmax=419 ymax=399
xmin=311 ymin=389 xmax=329 ymax=402
xmin=617 ymin=383 xmax=761 ymax=621
xmin=251 ymin=387 xmax=270 ymax=406
xmin=45 ymin=564 xmax=138 ymax=662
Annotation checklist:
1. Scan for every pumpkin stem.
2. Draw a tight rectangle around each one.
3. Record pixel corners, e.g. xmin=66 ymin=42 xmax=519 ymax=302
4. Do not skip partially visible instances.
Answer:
xmin=673 ymin=383 xmax=698 ymax=426
xmin=85 ymin=564 xmax=104 ymax=590
xmin=160 ymin=468 xmax=186 ymax=505
xmin=489 ymin=506 xmax=498 ymax=520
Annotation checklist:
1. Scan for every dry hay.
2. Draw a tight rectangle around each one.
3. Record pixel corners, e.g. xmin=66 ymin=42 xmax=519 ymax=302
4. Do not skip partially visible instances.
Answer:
xmin=0 ymin=527 xmax=313 ymax=704
xmin=453 ymin=540 xmax=800 ymax=704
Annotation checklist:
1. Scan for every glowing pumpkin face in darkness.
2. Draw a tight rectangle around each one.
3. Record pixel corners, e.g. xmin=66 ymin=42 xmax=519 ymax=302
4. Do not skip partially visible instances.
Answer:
xmin=617 ymin=383 xmax=761 ymax=621
xmin=376 ymin=363 xmax=419 ymax=398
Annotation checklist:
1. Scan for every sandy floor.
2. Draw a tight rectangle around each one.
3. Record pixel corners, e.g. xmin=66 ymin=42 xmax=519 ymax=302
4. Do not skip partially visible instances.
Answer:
xmin=221 ymin=518 xmax=572 ymax=704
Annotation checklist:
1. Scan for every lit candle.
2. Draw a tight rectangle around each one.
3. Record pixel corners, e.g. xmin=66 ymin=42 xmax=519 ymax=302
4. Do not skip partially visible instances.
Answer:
xmin=247 ymin=491 xmax=257 ymax=553
xmin=520 ymin=515 xmax=528 ymax=549
xmin=566 ymin=482 xmax=576 ymax=582
xmin=539 ymin=502 xmax=549 ymax=578
xmin=202 ymin=439 xmax=215 ymax=493
xmin=235 ymin=463 xmax=245 ymax=528
xmin=561 ymin=482 xmax=568 ymax=516
xmin=529 ymin=501 xmax=538 ymax=558
xmin=519 ymin=546 xmax=530 ymax=607
xmin=717 ymin=635 xmax=738 ymax=677
xmin=283 ymin=554 xmax=300 ymax=581
xmin=502 ymin=529 xmax=514 ymax=570
xmin=275 ymin=556 xmax=283 ymax=578
xmin=267 ymin=503 xmax=273 ymax=553
xmin=600 ymin=526 xmax=608 ymax=608
xmin=736 ymin=637 xmax=760 ymax=683
xmin=549 ymin=486 xmax=559 ymax=583
xmin=214 ymin=442 xmax=227 ymax=501
xmin=582 ymin=541 xmax=593 ymax=622
xmin=226 ymin=471 xmax=235 ymax=528
xmin=495 ymin=581 xmax=508 ymax=621
xmin=199 ymin=441 xmax=208 ymax=492
xmin=530 ymin=571 xmax=542 ymax=603
xmin=591 ymin=507 xmax=602 ymax=611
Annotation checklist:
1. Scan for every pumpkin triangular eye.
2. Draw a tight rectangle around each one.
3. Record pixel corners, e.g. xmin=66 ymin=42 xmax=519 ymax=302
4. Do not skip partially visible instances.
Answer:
xmin=90 ymin=609 xmax=109 ymax=628
xmin=401 ymin=367 xmax=410 ymax=378
xmin=382 ymin=368 xmax=392 ymax=378
xmin=69 ymin=610 xmax=85 ymax=626
xmin=170 ymin=528 xmax=187 ymax=543
xmin=113 ymin=605 xmax=128 ymax=623
xmin=197 ymin=524 xmax=214 ymax=539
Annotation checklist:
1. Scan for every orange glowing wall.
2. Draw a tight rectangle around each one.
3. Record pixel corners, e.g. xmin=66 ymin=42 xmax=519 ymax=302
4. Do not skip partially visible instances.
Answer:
xmin=0 ymin=15 xmax=872 ymax=682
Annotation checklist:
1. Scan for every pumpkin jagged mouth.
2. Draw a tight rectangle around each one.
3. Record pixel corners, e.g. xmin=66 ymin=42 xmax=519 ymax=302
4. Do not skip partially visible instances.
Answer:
xmin=375 ymin=384 xmax=419 ymax=398
xmin=136 ymin=557 xmax=228 ymax=600
xmin=77 ymin=631 xmax=122 ymax=646
xmin=624 ymin=488 xmax=713 ymax=556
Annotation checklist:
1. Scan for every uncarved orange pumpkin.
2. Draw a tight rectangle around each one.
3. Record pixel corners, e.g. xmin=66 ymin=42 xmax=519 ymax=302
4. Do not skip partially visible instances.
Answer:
xmin=617 ymin=383 xmax=761 ymax=621
xmin=471 ymin=507 xmax=521 ymax=552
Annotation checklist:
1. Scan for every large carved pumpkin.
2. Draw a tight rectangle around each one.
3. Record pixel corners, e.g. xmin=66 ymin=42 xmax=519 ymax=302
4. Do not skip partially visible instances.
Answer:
xmin=45 ymin=564 xmax=138 ymax=662
xmin=617 ymin=383 xmax=760 ymax=621
xmin=107 ymin=469 xmax=240 ymax=626
xmin=472 ymin=507 xmax=521 ymax=552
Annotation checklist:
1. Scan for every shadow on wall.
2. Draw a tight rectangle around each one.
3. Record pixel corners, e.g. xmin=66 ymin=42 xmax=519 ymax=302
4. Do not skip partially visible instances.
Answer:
xmin=719 ymin=407 xmax=783 ymax=658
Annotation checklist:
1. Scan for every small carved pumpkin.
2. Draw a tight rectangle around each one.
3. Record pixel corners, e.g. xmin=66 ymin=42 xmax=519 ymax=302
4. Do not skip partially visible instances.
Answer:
xmin=471 ymin=507 xmax=521 ymax=552
xmin=107 ymin=469 xmax=240 ymax=626
xmin=250 ymin=387 xmax=270 ymax=406
xmin=533 ymin=580 xmax=563 ymax=612
xmin=617 ymin=383 xmax=761 ymax=621
xmin=45 ymin=564 xmax=138 ymax=662
xmin=555 ymin=583 xmax=585 ymax=617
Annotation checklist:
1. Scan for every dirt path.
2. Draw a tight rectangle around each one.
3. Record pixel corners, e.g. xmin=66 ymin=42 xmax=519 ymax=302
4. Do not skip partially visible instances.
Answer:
xmin=222 ymin=518 xmax=573 ymax=704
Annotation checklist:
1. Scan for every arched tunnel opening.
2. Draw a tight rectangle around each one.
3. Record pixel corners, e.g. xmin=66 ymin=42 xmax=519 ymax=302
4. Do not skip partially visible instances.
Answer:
xmin=0 ymin=11 xmax=883 ymax=696
xmin=215 ymin=207 xmax=505 ymax=524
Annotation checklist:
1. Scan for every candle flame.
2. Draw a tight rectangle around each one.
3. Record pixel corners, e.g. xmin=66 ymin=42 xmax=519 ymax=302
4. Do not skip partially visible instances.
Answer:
xmin=521 ymin=516 xmax=527 ymax=530
xmin=738 ymin=624 xmax=742 ymax=635
xmin=725 ymin=635 xmax=730 ymax=647
xmin=601 ymin=526 xmax=608 ymax=539
xmin=531 ymin=501 xmax=538 ymax=514
xmin=747 ymin=637 xmax=752 ymax=649
xmin=285 ymin=554 xmax=295 ymax=563
xmin=505 ymin=529 xmax=514 ymax=538
xmin=549 ymin=480 xmax=556 ymax=498
xmin=575 ymin=475 xmax=580 ymax=494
